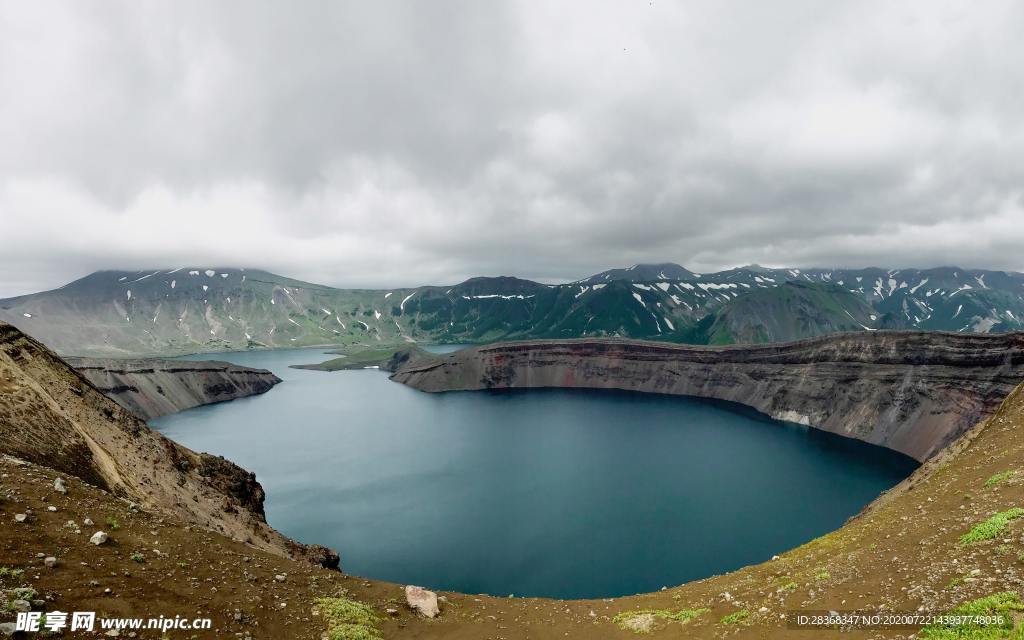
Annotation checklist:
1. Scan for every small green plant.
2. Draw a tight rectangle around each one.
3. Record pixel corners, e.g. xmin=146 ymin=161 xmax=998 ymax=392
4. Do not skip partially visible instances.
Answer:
xmin=0 ymin=566 xmax=25 ymax=580
xmin=720 ymin=610 xmax=750 ymax=625
xmin=984 ymin=470 xmax=1015 ymax=488
xmin=314 ymin=596 xmax=381 ymax=640
xmin=945 ymin=575 xmax=964 ymax=590
xmin=612 ymin=608 xmax=709 ymax=633
xmin=959 ymin=508 xmax=1024 ymax=545
xmin=130 ymin=553 xmax=145 ymax=563
xmin=919 ymin=592 xmax=1024 ymax=638
xmin=106 ymin=516 xmax=121 ymax=531
xmin=813 ymin=570 xmax=831 ymax=581
xmin=777 ymin=581 xmax=798 ymax=593
xmin=10 ymin=587 xmax=37 ymax=601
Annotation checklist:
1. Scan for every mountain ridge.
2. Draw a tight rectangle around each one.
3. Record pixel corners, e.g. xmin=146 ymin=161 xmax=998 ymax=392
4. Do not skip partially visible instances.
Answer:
xmin=2 ymin=263 xmax=1022 ymax=356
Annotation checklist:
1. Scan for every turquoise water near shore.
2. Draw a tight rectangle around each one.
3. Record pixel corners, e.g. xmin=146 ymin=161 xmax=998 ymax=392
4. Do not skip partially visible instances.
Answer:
xmin=152 ymin=347 xmax=916 ymax=599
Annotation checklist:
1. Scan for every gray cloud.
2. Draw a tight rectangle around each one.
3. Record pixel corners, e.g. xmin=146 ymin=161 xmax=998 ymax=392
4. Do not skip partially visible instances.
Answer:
xmin=2 ymin=0 xmax=1023 ymax=297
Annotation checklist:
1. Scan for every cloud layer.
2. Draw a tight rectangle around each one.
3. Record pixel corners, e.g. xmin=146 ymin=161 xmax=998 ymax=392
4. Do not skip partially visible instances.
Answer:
xmin=2 ymin=0 xmax=1023 ymax=296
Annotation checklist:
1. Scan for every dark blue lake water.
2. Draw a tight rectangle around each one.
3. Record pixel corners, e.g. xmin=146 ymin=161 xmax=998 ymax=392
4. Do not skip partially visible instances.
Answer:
xmin=151 ymin=346 xmax=916 ymax=599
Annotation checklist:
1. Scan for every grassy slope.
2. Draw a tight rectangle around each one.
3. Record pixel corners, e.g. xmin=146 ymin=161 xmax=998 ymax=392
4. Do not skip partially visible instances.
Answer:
xmin=5 ymin=383 xmax=1024 ymax=638
xmin=704 ymin=281 xmax=876 ymax=344
xmin=290 ymin=346 xmax=428 ymax=371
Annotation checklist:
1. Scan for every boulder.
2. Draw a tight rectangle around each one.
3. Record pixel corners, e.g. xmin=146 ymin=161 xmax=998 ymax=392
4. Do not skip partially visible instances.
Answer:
xmin=404 ymin=585 xmax=440 ymax=618
xmin=10 ymin=599 xmax=30 ymax=613
xmin=54 ymin=477 xmax=67 ymax=494
xmin=90 ymin=531 xmax=109 ymax=545
xmin=44 ymin=556 xmax=58 ymax=568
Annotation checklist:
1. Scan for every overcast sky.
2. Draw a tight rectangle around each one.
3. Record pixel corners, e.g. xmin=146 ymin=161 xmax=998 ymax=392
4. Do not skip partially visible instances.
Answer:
xmin=2 ymin=1 xmax=1023 ymax=296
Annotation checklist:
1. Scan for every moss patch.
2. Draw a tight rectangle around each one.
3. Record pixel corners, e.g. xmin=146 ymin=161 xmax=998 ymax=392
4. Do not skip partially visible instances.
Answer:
xmin=314 ymin=596 xmax=382 ymax=640
xmin=612 ymin=608 xmax=709 ymax=633
xmin=960 ymin=509 xmax=1024 ymax=545
xmin=919 ymin=591 xmax=1024 ymax=639
xmin=985 ymin=471 xmax=1015 ymax=488
xmin=720 ymin=610 xmax=750 ymax=625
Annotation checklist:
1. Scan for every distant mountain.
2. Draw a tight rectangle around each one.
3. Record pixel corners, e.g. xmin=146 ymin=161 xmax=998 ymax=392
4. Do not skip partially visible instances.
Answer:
xmin=582 ymin=262 xmax=696 ymax=284
xmin=699 ymin=281 xmax=877 ymax=344
xmin=1 ymin=264 xmax=1022 ymax=356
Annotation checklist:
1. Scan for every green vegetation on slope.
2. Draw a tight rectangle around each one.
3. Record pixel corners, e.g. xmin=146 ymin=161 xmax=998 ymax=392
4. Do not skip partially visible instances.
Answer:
xmin=314 ymin=595 xmax=382 ymax=640
xmin=612 ymin=607 xmax=709 ymax=634
xmin=959 ymin=509 xmax=1024 ymax=545
xmin=919 ymin=591 xmax=1024 ymax=639
xmin=291 ymin=346 xmax=429 ymax=371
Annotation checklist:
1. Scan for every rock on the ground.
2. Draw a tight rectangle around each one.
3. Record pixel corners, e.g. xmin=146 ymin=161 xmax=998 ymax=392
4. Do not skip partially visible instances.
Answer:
xmin=44 ymin=556 xmax=58 ymax=568
xmin=54 ymin=477 xmax=67 ymax=493
xmin=90 ymin=531 xmax=109 ymax=545
xmin=10 ymin=600 xmax=31 ymax=613
xmin=0 ymin=621 xmax=17 ymax=636
xmin=405 ymin=585 xmax=440 ymax=618
xmin=14 ymin=513 xmax=27 ymax=523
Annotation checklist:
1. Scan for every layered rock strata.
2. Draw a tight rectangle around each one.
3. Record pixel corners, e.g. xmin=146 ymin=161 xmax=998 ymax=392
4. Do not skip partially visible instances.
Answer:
xmin=391 ymin=332 xmax=1024 ymax=462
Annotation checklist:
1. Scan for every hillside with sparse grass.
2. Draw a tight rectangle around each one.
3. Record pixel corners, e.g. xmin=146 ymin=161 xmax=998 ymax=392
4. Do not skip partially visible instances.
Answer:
xmin=2 ymin=263 xmax=1023 ymax=357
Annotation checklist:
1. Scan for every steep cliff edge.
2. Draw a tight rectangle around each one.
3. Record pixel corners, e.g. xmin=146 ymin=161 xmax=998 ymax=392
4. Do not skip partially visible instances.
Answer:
xmin=391 ymin=331 xmax=1024 ymax=462
xmin=0 ymin=321 xmax=336 ymax=567
xmin=65 ymin=356 xmax=281 ymax=420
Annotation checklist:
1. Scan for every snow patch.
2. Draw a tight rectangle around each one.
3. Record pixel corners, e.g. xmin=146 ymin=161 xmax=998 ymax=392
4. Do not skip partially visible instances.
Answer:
xmin=400 ymin=292 xmax=417 ymax=311
xmin=205 ymin=270 xmax=215 ymax=277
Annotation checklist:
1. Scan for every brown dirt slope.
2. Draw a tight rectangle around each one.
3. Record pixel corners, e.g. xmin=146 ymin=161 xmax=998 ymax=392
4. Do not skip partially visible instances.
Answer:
xmin=0 ymin=322 xmax=334 ymax=568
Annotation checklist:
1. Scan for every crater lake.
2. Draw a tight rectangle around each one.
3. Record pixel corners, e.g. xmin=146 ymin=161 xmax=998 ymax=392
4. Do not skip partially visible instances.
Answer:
xmin=151 ymin=347 xmax=917 ymax=599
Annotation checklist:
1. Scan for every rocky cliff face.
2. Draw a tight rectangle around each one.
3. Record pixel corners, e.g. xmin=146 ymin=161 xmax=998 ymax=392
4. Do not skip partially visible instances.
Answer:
xmin=391 ymin=331 xmax=1024 ymax=462
xmin=65 ymin=357 xmax=281 ymax=420
xmin=0 ymin=321 xmax=336 ymax=567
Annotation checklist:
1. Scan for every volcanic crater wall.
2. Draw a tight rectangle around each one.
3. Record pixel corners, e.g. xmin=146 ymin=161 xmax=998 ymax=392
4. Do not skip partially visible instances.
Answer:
xmin=66 ymin=357 xmax=281 ymax=420
xmin=0 ymin=321 xmax=336 ymax=567
xmin=390 ymin=332 xmax=1024 ymax=462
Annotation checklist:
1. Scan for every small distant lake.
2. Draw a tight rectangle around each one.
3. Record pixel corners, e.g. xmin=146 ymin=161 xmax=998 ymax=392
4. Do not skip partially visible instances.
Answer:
xmin=151 ymin=346 xmax=917 ymax=599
